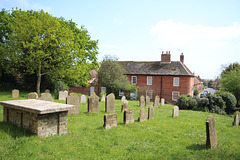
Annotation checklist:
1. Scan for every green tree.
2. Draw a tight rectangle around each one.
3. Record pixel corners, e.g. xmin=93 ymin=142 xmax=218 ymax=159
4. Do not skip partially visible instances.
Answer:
xmin=97 ymin=55 xmax=137 ymax=95
xmin=221 ymin=62 xmax=240 ymax=77
xmin=0 ymin=9 xmax=98 ymax=95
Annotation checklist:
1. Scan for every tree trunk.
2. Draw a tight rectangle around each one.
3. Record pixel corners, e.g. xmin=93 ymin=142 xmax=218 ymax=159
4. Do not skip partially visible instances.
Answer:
xmin=36 ymin=63 xmax=41 ymax=96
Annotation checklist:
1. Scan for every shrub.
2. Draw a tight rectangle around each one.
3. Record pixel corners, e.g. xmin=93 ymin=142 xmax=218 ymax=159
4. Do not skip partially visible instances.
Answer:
xmin=176 ymin=95 xmax=190 ymax=110
xmin=194 ymin=89 xmax=199 ymax=96
xmin=206 ymin=94 xmax=226 ymax=115
xmin=215 ymin=91 xmax=237 ymax=114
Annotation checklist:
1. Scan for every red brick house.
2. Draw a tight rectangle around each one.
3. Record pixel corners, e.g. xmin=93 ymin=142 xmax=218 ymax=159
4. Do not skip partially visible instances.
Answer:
xmin=194 ymin=76 xmax=203 ymax=91
xmin=118 ymin=51 xmax=195 ymax=104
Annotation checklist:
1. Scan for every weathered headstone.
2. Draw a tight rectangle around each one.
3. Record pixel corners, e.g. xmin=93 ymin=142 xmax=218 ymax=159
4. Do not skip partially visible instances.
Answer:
xmin=148 ymin=106 xmax=154 ymax=120
xmin=80 ymin=94 xmax=87 ymax=103
xmin=70 ymin=92 xmax=76 ymax=95
xmin=121 ymin=96 xmax=126 ymax=102
xmin=38 ymin=93 xmax=54 ymax=102
xmin=146 ymin=96 xmax=150 ymax=106
xmin=90 ymin=92 xmax=96 ymax=96
xmin=105 ymin=93 xmax=115 ymax=112
xmin=139 ymin=95 xmax=145 ymax=107
xmin=206 ymin=115 xmax=217 ymax=149
xmin=138 ymin=108 xmax=147 ymax=122
xmin=103 ymin=113 xmax=117 ymax=129
xmin=66 ymin=93 xmax=80 ymax=115
xmin=59 ymin=90 xmax=68 ymax=100
xmin=124 ymin=109 xmax=134 ymax=124
xmin=233 ymin=111 xmax=239 ymax=126
xmin=172 ymin=106 xmax=179 ymax=117
xmin=161 ymin=98 xmax=165 ymax=106
xmin=88 ymin=94 xmax=99 ymax=113
xmin=101 ymin=94 xmax=106 ymax=102
xmin=45 ymin=89 xmax=50 ymax=93
xmin=12 ymin=89 xmax=19 ymax=98
xmin=121 ymin=100 xmax=128 ymax=112
xmin=27 ymin=92 xmax=38 ymax=99
xmin=154 ymin=96 xmax=160 ymax=107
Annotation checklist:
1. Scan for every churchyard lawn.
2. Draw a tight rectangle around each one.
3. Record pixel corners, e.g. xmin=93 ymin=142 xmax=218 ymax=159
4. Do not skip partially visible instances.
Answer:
xmin=0 ymin=91 xmax=239 ymax=159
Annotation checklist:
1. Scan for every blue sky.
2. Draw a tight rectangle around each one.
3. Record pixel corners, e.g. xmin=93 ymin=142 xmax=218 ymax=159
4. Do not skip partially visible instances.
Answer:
xmin=1 ymin=0 xmax=240 ymax=79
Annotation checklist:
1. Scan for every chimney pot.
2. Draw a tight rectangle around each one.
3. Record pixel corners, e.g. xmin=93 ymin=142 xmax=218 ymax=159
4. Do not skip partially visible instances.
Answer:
xmin=180 ymin=53 xmax=184 ymax=63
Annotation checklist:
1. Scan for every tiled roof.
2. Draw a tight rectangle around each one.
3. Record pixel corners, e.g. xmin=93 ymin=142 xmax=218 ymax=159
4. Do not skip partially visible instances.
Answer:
xmin=118 ymin=61 xmax=194 ymax=76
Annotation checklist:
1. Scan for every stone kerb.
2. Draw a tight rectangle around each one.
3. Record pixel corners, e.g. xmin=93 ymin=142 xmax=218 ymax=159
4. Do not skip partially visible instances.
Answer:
xmin=138 ymin=108 xmax=147 ymax=122
xmin=88 ymin=94 xmax=99 ymax=113
xmin=66 ymin=93 xmax=80 ymax=115
xmin=80 ymin=94 xmax=87 ymax=103
xmin=121 ymin=96 xmax=126 ymax=102
xmin=172 ymin=106 xmax=179 ymax=117
xmin=233 ymin=111 xmax=239 ymax=126
xmin=28 ymin=92 xmax=38 ymax=99
xmin=161 ymin=98 xmax=165 ymax=106
xmin=12 ymin=89 xmax=19 ymax=98
xmin=148 ymin=106 xmax=154 ymax=120
xmin=38 ymin=93 xmax=54 ymax=102
xmin=154 ymin=96 xmax=160 ymax=107
xmin=206 ymin=115 xmax=217 ymax=149
xmin=139 ymin=95 xmax=145 ymax=107
xmin=103 ymin=113 xmax=117 ymax=129
xmin=124 ymin=109 xmax=134 ymax=124
xmin=59 ymin=90 xmax=68 ymax=100
xmin=105 ymin=93 xmax=115 ymax=113
xmin=121 ymin=100 xmax=128 ymax=112
xmin=146 ymin=96 xmax=150 ymax=106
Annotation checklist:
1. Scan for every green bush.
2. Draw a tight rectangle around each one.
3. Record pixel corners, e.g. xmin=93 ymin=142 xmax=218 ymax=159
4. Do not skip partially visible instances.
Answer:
xmin=215 ymin=91 xmax=237 ymax=114
xmin=194 ymin=88 xmax=199 ymax=96
xmin=205 ymin=94 xmax=226 ymax=115
xmin=176 ymin=95 xmax=197 ymax=110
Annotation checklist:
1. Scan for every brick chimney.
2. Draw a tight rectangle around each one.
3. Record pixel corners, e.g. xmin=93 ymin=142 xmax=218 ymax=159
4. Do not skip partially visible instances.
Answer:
xmin=180 ymin=53 xmax=184 ymax=64
xmin=161 ymin=51 xmax=171 ymax=63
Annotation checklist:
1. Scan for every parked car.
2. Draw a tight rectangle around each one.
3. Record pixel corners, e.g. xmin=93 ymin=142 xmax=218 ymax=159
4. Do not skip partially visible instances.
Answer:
xmin=200 ymin=93 xmax=205 ymax=98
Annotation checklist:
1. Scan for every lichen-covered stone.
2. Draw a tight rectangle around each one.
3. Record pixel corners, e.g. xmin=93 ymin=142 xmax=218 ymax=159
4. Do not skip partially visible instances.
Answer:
xmin=148 ymin=106 xmax=154 ymax=120
xmin=124 ymin=109 xmax=134 ymax=124
xmin=59 ymin=91 xmax=68 ymax=100
xmin=154 ymin=96 xmax=160 ymax=107
xmin=88 ymin=94 xmax=99 ymax=113
xmin=105 ymin=93 xmax=115 ymax=113
xmin=233 ymin=111 xmax=239 ymax=127
xmin=161 ymin=98 xmax=165 ymax=106
xmin=12 ymin=89 xmax=19 ymax=98
xmin=138 ymin=108 xmax=147 ymax=122
xmin=38 ymin=93 xmax=54 ymax=102
xmin=66 ymin=93 xmax=80 ymax=115
xmin=121 ymin=100 xmax=128 ymax=112
xmin=103 ymin=113 xmax=117 ymax=129
xmin=139 ymin=95 xmax=145 ymax=107
xmin=80 ymin=95 xmax=87 ymax=103
xmin=28 ymin=92 xmax=38 ymax=99
xmin=206 ymin=115 xmax=217 ymax=149
xmin=146 ymin=96 xmax=150 ymax=106
xmin=172 ymin=106 xmax=179 ymax=117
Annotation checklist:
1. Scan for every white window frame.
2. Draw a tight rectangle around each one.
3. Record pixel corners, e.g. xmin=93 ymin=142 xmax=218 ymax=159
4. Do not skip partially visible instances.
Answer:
xmin=146 ymin=90 xmax=153 ymax=99
xmin=173 ymin=77 xmax=180 ymax=87
xmin=90 ymin=86 xmax=95 ymax=94
xmin=172 ymin=91 xmax=180 ymax=101
xmin=132 ymin=76 xmax=137 ymax=85
xmin=147 ymin=76 xmax=152 ymax=85
xmin=101 ymin=87 xmax=106 ymax=93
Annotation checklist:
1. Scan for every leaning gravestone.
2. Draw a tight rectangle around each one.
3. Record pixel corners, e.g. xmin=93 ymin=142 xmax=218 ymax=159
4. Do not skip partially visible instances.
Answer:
xmin=206 ymin=115 xmax=217 ymax=149
xmin=103 ymin=113 xmax=117 ymax=129
xmin=101 ymin=94 xmax=106 ymax=102
xmin=148 ymin=106 xmax=154 ymax=120
xmin=59 ymin=90 xmax=68 ymax=100
xmin=124 ymin=109 xmax=134 ymax=124
xmin=138 ymin=108 xmax=147 ymax=122
xmin=146 ymin=96 xmax=150 ymax=106
xmin=161 ymin=98 xmax=165 ymax=106
xmin=154 ymin=96 xmax=160 ymax=107
xmin=105 ymin=93 xmax=115 ymax=112
xmin=38 ymin=93 xmax=54 ymax=102
xmin=172 ymin=106 xmax=179 ymax=117
xmin=80 ymin=94 xmax=87 ymax=103
xmin=233 ymin=111 xmax=239 ymax=127
xmin=66 ymin=93 xmax=80 ymax=115
xmin=27 ymin=92 xmax=38 ymax=99
xmin=139 ymin=95 xmax=145 ymax=107
xmin=45 ymin=89 xmax=50 ymax=93
xmin=121 ymin=100 xmax=128 ymax=112
xmin=121 ymin=96 xmax=126 ymax=102
xmin=88 ymin=94 xmax=99 ymax=113
xmin=12 ymin=89 xmax=19 ymax=98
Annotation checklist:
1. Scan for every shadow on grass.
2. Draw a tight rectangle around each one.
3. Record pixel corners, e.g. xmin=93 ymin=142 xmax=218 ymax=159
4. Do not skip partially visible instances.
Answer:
xmin=0 ymin=122 xmax=33 ymax=138
xmin=186 ymin=143 xmax=206 ymax=150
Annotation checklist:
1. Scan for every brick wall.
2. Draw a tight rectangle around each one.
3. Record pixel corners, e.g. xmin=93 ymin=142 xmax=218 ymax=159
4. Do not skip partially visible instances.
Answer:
xmin=69 ymin=85 xmax=100 ymax=95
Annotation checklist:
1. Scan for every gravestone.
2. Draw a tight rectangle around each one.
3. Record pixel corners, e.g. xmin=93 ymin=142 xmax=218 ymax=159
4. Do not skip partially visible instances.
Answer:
xmin=45 ymin=89 xmax=50 ymax=93
xmin=38 ymin=93 xmax=54 ymax=102
xmin=121 ymin=100 xmax=128 ymax=112
xmin=124 ymin=109 xmax=134 ymax=124
xmin=139 ymin=95 xmax=145 ymax=107
xmin=148 ymin=106 xmax=154 ymax=120
xmin=154 ymin=96 xmax=160 ymax=107
xmin=146 ymin=96 xmax=150 ymax=106
xmin=66 ymin=93 xmax=80 ymax=115
xmin=101 ymin=94 xmax=106 ymax=102
xmin=103 ymin=113 xmax=117 ymax=129
xmin=172 ymin=106 xmax=179 ymax=117
xmin=59 ymin=90 xmax=68 ymax=100
xmin=233 ymin=111 xmax=239 ymax=126
xmin=138 ymin=108 xmax=147 ymax=122
xmin=105 ymin=93 xmax=115 ymax=112
xmin=90 ymin=92 xmax=96 ymax=96
xmin=27 ymin=92 xmax=38 ymax=99
xmin=12 ymin=89 xmax=19 ymax=98
xmin=206 ymin=115 xmax=217 ymax=149
xmin=161 ymin=98 xmax=165 ymax=106
xmin=88 ymin=94 xmax=99 ymax=113
xmin=80 ymin=94 xmax=87 ymax=103
xmin=121 ymin=96 xmax=126 ymax=102
xmin=70 ymin=92 xmax=76 ymax=95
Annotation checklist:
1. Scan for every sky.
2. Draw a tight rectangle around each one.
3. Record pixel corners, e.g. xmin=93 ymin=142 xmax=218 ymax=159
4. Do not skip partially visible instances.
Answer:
xmin=1 ymin=0 xmax=240 ymax=79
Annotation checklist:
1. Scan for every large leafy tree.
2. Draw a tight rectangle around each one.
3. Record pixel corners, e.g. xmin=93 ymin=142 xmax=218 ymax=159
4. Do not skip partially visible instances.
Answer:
xmin=0 ymin=9 xmax=98 ymax=95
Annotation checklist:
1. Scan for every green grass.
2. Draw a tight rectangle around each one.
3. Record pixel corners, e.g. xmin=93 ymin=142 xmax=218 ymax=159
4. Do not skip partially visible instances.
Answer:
xmin=0 ymin=92 xmax=240 ymax=159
